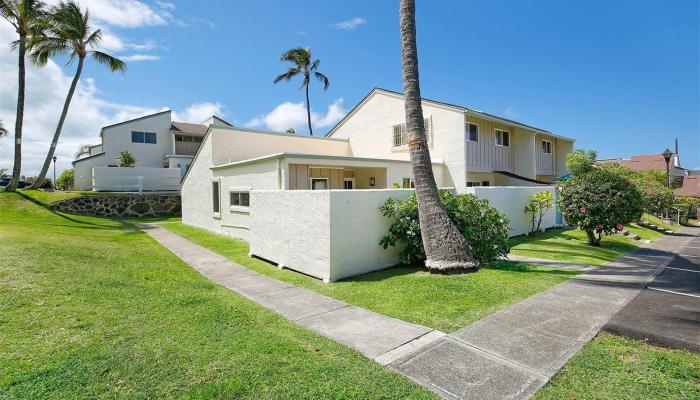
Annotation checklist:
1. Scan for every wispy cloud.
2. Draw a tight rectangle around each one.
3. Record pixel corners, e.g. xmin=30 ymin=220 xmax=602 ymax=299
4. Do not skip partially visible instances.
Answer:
xmin=330 ymin=17 xmax=367 ymax=30
xmin=504 ymin=106 xmax=519 ymax=118
xmin=296 ymin=30 xmax=308 ymax=36
xmin=121 ymin=54 xmax=161 ymax=62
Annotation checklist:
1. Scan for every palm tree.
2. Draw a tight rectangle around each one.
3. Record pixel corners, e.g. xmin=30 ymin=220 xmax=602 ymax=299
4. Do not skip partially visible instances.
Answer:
xmin=0 ymin=0 xmax=47 ymax=192
xmin=0 ymin=120 xmax=7 ymax=136
xmin=74 ymin=143 xmax=91 ymax=158
xmin=399 ymin=0 xmax=476 ymax=272
xmin=29 ymin=1 xmax=125 ymax=189
xmin=273 ymin=47 xmax=329 ymax=135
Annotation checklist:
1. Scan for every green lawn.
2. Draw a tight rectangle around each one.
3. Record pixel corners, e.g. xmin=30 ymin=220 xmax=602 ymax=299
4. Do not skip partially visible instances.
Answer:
xmin=0 ymin=191 xmax=434 ymax=399
xmin=163 ymin=223 xmax=579 ymax=333
xmin=534 ymin=332 xmax=700 ymax=399
xmin=509 ymin=226 xmax=662 ymax=266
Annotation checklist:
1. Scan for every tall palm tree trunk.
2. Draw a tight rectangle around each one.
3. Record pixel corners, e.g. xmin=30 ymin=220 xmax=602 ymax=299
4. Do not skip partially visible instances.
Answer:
xmin=305 ymin=77 xmax=313 ymax=135
xmin=399 ymin=0 xmax=476 ymax=271
xmin=5 ymin=36 xmax=26 ymax=192
xmin=31 ymin=57 xmax=84 ymax=189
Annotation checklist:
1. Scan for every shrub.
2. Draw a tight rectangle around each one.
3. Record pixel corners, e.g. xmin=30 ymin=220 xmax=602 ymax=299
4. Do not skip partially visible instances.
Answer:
xmin=566 ymin=150 xmax=597 ymax=175
xmin=118 ymin=150 xmax=136 ymax=167
xmin=524 ymin=191 xmax=555 ymax=235
xmin=380 ymin=191 xmax=510 ymax=266
xmin=631 ymin=176 xmax=674 ymax=216
xmin=674 ymin=196 xmax=700 ymax=223
xmin=558 ymin=167 xmax=643 ymax=246
xmin=56 ymin=168 xmax=74 ymax=190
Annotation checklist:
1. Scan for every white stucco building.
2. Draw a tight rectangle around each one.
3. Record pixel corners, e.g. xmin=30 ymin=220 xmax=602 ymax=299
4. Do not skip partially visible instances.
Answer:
xmin=179 ymin=88 xmax=574 ymax=281
xmin=73 ymin=110 xmax=232 ymax=191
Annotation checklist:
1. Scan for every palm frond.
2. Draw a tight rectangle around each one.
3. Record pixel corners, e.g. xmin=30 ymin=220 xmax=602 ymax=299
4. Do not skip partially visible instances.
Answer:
xmin=273 ymin=67 xmax=300 ymax=83
xmin=279 ymin=47 xmax=310 ymax=68
xmin=29 ymin=35 xmax=68 ymax=65
xmin=84 ymin=28 xmax=101 ymax=48
xmin=74 ymin=144 xmax=91 ymax=158
xmin=0 ymin=119 xmax=8 ymax=136
xmin=309 ymin=58 xmax=320 ymax=71
xmin=299 ymin=73 xmax=310 ymax=89
xmin=91 ymin=50 xmax=126 ymax=72
xmin=314 ymin=71 xmax=329 ymax=90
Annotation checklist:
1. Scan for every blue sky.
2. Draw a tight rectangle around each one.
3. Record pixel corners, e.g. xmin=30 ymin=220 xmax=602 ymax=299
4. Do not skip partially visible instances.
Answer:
xmin=0 ymin=0 xmax=698 ymax=174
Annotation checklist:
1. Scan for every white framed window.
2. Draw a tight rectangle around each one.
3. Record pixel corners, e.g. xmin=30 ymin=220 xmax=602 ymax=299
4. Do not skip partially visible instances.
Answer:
xmin=132 ymin=131 xmax=156 ymax=144
xmin=230 ymin=191 xmax=250 ymax=207
xmin=310 ymin=178 xmax=329 ymax=190
xmin=392 ymin=118 xmax=432 ymax=147
xmin=343 ymin=178 xmax=355 ymax=190
xmin=466 ymin=181 xmax=482 ymax=187
xmin=541 ymin=140 xmax=552 ymax=154
xmin=212 ymin=180 xmax=220 ymax=215
xmin=495 ymin=129 xmax=510 ymax=147
xmin=466 ymin=122 xmax=478 ymax=142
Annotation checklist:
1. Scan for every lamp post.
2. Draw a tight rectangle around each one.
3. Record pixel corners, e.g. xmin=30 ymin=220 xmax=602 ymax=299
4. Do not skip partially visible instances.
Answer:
xmin=662 ymin=148 xmax=672 ymax=189
xmin=52 ymin=156 xmax=57 ymax=188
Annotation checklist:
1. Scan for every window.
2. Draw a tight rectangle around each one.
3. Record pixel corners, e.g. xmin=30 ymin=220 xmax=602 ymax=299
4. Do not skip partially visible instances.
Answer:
xmin=230 ymin=191 xmax=250 ymax=207
xmin=343 ymin=179 xmax=354 ymax=190
xmin=482 ymin=181 xmax=490 ymax=186
xmin=466 ymin=181 xmax=482 ymax=187
xmin=392 ymin=118 xmax=432 ymax=147
xmin=466 ymin=123 xmax=479 ymax=142
xmin=402 ymin=177 xmax=411 ymax=188
xmin=542 ymin=140 xmax=552 ymax=154
xmin=131 ymin=131 xmax=156 ymax=144
xmin=310 ymin=178 xmax=328 ymax=190
xmin=495 ymin=129 xmax=510 ymax=147
xmin=212 ymin=181 xmax=220 ymax=213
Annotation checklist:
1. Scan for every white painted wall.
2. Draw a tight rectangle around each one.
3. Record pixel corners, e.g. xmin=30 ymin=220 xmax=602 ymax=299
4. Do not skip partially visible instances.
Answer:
xmin=92 ymin=167 xmax=180 ymax=192
xmin=73 ymin=154 xmax=105 ymax=190
xmin=101 ymin=111 xmax=173 ymax=169
xmin=464 ymin=186 xmax=557 ymax=237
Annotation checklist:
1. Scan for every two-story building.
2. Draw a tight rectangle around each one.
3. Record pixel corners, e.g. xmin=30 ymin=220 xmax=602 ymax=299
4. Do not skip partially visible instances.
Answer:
xmin=73 ymin=110 xmax=232 ymax=190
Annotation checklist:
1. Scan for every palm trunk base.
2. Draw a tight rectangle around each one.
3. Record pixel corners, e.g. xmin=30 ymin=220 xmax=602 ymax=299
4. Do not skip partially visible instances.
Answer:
xmin=425 ymin=258 xmax=478 ymax=272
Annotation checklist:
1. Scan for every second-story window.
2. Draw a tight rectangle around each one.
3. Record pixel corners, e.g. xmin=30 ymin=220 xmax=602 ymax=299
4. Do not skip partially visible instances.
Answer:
xmin=132 ymin=131 xmax=157 ymax=144
xmin=466 ymin=122 xmax=478 ymax=142
xmin=494 ymin=129 xmax=510 ymax=147
xmin=392 ymin=118 xmax=432 ymax=147
xmin=542 ymin=140 xmax=552 ymax=154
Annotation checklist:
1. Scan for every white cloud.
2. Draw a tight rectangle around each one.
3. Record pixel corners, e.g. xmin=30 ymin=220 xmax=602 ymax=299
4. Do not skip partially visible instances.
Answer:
xmin=246 ymin=99 xmax=346 ymax=134
xmin=75 ymin=0 xmax=172 ymax=28
xmin=155 ymin=1 xmax=176 ymax=11
xmin=121 ymin=54 xmax=161 ymax=62
xmin=172 ymin=102 xmax=225 ymax=124
xmin=504 ymin=106 xmax=519 ymax=118
xmin=331 ymin=17 xmax=367 ymax=30
xmin=0 ymin=22 xmax=223 ymax=176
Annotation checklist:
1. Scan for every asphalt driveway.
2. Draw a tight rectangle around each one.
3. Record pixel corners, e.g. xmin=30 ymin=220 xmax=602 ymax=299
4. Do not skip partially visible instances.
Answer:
xmin=604 ymin=231 xmax=700 ymax=351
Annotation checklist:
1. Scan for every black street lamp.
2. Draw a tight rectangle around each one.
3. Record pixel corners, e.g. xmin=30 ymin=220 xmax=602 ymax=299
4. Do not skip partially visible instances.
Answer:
xmin=52 ymin=156 xmax=57 ymax=188
xmin=662 ymin=148 xmax=672 ymax=189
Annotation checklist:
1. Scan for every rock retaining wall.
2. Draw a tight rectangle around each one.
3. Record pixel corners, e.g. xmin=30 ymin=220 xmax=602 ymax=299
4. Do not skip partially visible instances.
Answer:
xmin=52 ymin=194 xmax=181 ymax=217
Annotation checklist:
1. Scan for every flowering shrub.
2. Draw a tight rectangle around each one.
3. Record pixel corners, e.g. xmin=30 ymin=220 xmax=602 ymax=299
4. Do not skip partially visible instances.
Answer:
xmin=558 ymin=167 xmax=643 ymax=246
xmin=379 ymin=191 xmax=510 ymax=266
xmin=524 ymin=191 xmax=555 ymax=235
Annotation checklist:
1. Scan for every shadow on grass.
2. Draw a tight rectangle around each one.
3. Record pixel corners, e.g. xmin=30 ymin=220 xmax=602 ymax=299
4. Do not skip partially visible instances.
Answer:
xmin=15 ymin=191 xmax=114 ymax=229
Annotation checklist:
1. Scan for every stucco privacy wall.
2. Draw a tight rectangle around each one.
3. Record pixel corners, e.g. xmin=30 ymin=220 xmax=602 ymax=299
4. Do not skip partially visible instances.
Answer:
xmin=250 ymin=189 xmax=414 ymax=282
xmin=74 ymin=154 xmax=105 ymax=190
xmin=92 ymin=167 xmax=180 ymax=191
xmin=465 ymin=186 xmax=557 ymax=236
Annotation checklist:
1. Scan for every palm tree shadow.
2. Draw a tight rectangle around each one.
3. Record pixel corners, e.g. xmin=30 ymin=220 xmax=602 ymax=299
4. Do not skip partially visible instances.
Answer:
xmin=16 ymin=191 xmax=113 ymax=229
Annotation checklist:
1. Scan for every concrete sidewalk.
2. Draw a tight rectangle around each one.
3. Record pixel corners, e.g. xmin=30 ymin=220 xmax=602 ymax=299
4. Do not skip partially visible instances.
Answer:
xmin=141 ymin=225 xmax=445 ymax=363
xmin=388 ymin=228 xmax=698 ymax=400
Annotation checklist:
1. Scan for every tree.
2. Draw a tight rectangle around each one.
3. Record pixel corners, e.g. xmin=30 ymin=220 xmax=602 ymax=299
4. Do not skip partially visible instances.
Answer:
xmin=0 ymin=0 xmax=47 ymax=191
xmin=630 ymin=174 xmax=674 ymax=217
xmin=29 ymin=1 xmax=125 ymax=189
xmin=558 ymin=168 xmax=643 ymax=246
xmin=74 ymin=143 xmax=91 ymax=158
xmin=273 ymin=47 xmax=329 ymax=136
xmin=285 ymin=128 xmax=296 ymax=134
xmin=398 ymin=0 xmax=476 ymax=271
xmin=0 ymin=119 xmax=7 ymax=136
xmin=566 ymin=149 xmax=597 ymax=175
xmin=524 ymin=191 xmax=555 ymax=235
xmin=55 ymin=167 xmax=73 ymax=190
xmin=117 ymin=150 xmax=136 ymax=167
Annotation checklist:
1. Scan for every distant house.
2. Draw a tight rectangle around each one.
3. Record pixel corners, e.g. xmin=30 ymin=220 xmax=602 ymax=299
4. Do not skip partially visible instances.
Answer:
xmin=73 ymin=110 xmax=232 ymax=191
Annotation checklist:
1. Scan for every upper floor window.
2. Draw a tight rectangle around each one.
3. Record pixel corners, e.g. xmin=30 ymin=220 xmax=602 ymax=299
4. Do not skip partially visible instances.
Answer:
xmin=494 ymin=129 xmax=510 ymax=147
xmin=466 ymin=123 xmax=478 ymax=142
xmin=392 ymin=118 xmax=432 ymax=147
xmin=541 ymin=140 xmax=552 ymax=154
xmin=230 ymin=191 xmax=250 ymax=207
xmin=132 ymin=131 xmax=156 ymax=144
xmin=175 ymin=135 xmax=203 ymax=143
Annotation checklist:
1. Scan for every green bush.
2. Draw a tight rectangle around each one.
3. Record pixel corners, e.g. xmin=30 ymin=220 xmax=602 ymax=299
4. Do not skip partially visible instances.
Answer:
xmin=524 ymin=191 xmax=555 ymax=235
xmin=379 ymin=191 xmax=510 ymax=266
xmin=56 ymin=168 xmax=74 ymax=190
xmin=566 ymin=149 xmax=597 ymax=175
xmin=674 ymin=196 xmax=700 ymax=223
xmin=118 ymin=150 xmax=136 ymax=167
xmin=558 ymin=167 xmax=643 ymax=246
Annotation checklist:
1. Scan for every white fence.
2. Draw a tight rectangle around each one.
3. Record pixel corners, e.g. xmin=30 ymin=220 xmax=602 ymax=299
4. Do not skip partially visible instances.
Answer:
xmin=91 ymin=167 xmax=180 ymax=192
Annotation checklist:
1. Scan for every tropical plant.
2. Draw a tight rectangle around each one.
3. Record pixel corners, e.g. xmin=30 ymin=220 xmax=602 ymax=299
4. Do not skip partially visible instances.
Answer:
xmin=380 ymin=191 xmax=510 ymax=266
xmin=74 ymin=143 xmax=91 ymax=158
xmin=286 ymin=128 xmax=296 ymax=134
xmin=0 ymin=0 xmax=47 ymax=191
xmin=55 ymin=167 xmax=73 ymax=190
xmin=29 ymin=1 xmax=126 ymax=189
xmin=566 ymin=149 xmax=598 ymax=175
xmin=398 ymin=0 xmax=475 ymax=271
xmin=117 ymin=150 xmax=136 ymax=167
xmin=524 ymin=191 xmax=555 ymax=235
xmin=273 ymin=47 xmax=329 ymax=136
xmin=558 ymin=167 xmax=643 ymax=246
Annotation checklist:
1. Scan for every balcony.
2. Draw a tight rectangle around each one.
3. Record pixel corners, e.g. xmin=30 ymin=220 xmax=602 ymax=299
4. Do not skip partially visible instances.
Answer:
xmin=173 ymin=134 xmax=203 ymax=156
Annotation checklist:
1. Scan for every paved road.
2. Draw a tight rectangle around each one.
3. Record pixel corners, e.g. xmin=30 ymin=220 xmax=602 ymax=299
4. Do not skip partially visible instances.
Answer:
xmin=605 ymin=230 xmax=700 ymax=352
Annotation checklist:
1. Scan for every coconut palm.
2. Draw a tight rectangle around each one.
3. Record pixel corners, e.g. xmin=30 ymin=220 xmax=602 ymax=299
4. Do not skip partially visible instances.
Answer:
xmin=273 ymin=47 xmax=329 ymax=136
xmin=0 ymin=0 xmax=47 ymax=191
xmin=29 ymin=1 xmax=126 ymax=189
xmin=0 ymin=120 xmax=7 ymax=136
xmin=399 ymin=0 xmax=476 ymax=272
xmin=74 ymin=143 xmax=91 ymax=158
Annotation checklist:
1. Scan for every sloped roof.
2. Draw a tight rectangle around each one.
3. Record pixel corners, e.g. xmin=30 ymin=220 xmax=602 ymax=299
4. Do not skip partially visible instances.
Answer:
xmin=598 ymin=154 xmax=676 ymax=172
xmin=674 ymin=175 xmax=700 ymax=198
xmin=171 ymin=121 xmax=208 ymax=135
